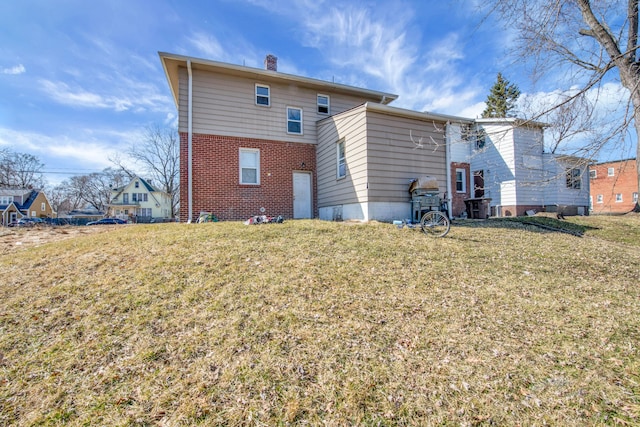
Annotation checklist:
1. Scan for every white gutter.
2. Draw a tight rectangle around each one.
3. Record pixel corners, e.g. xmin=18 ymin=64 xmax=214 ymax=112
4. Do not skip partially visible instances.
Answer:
xmin=445 ymin=122 xmax=453 ymax=219
xmin=187 ymin=59 xmax=193 ymax=223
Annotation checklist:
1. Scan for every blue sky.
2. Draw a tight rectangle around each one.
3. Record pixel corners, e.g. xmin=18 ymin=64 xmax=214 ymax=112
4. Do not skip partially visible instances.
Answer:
xmin=0 ymin=0 xmax=634 ymax=186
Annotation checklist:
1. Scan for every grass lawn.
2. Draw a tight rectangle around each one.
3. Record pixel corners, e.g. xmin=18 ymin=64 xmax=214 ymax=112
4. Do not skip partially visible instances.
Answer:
xmin=1 ymin=215 xmax=639 ymax=425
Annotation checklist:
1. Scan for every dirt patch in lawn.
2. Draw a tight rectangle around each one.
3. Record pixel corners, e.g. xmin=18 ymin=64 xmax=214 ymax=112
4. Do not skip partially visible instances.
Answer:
xmin=0 ymin=225 xmax=115 ymax=254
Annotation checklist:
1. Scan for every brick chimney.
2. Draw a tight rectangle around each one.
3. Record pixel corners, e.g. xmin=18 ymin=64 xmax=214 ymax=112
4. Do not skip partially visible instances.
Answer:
xmin=264 ymin=54 xmax=277 ymax=71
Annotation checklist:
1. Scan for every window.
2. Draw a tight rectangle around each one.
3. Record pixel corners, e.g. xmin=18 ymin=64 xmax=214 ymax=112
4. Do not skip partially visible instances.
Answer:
xmin=589 ymin=170 xmax=597 ymax=179
xmin=566 ymin=168 xmax=581 ymax=189
xmin=634 ymin=192 xmax=638 ymax=203
xmin=455 ymin=169 xmax=466 ymax=193
xmin=240 ymin=148 xmax=260 ymax=184
xmin=287 ymin=107 xmax=303 ymax=134
xmin=317 ymin=94 xmax=330 ymax=114
xmin=0 ymin=196 xmax=12 ymax=205
xmin=608 ymin=167 xmax=615 ymax=176
xmin=475 ymin=129 xmax=487 ymax=150
xmin=123 ymin=193 xmax=129 ymax=204
xmin=135 ymin=181 xmax=139 ymax=188
xmin=133 ymin=193 xmax=147 ymax=202
xmin=337 ymin=139 xmax=346 ymax=179
xmin=256 ymin=84 xmax=270 ymax=106
xmin=41 ymin=202 xmax=46 ymax=211
xmin=616 ymin=193 xmax=623 ymax=202
xmin=597 ymin=194 xmax=603 ymax=203
xmin=137 ymin=208 xmax=152 ymax=217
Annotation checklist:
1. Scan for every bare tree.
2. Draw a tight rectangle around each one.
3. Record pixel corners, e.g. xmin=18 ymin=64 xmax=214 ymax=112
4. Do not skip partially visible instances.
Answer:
xmin=127 ymin=124 xmax=180 ymax=217
xmin=67 ymin=168 xmax=128 ymax=212
xmin=47 ymin=181 xmax=85 ymax=216
xmin=0 ymin=150 xmax=46 ymax=189
xmin=485 ymin=0 xmax=640 ymax=211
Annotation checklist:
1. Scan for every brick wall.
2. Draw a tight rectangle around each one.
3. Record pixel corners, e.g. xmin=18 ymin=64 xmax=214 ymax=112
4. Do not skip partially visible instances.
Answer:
xmin=450 ymin=162 xmax=470 ymax=217
xmin=590 ymin=159 xmax=638 ymax=214
xmin=180 ymin=132 xmax=317 ymax=221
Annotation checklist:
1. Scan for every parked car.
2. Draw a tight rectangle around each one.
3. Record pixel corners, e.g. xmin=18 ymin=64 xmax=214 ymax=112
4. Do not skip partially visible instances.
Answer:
xmin=8 ymin=218 xmax=39 ymax=227
xmin=86 ymin=218 xmax=127 ymax=226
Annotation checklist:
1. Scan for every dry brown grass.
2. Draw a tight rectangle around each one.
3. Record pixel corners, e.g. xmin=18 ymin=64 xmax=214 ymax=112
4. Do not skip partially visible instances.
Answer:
xmin=0 ymin=217 xmax=639 ymax=426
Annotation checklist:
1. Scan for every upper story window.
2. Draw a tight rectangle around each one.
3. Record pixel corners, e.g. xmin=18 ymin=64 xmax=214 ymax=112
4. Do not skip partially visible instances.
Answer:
xmin=287 ymin=107 xmax=303 ymax=134
xmin=135 ymin=181 xmax=139 ymax=188
xmin=474 ymin=129 xmax=487 ymax=151
xmin=608 ymin=167 xmax=615 ymax=176
xmin=589 ymin=170 xmax=596 ymax=179
xmin=317 ymin=94 xmax=330 ymax=114
xmin=597 ymin=194 xmax=603 ymax=203
xmin=337 ymin=138 xmax=346 ymax=179
xmin=634 ymin=192 xmax=638 ymax=203
xmin=240 ymin=148 xmax=260 ymax=185
xmin=256 ymin=84 xmax=270 ymax=106
xmin=0 ymin=196 xmax=12 ymax=205
xmin=616 ymin=193 xmax=623 ymax=202
xmin=566 ymin=168 xmax=581 ymax=189
xmin=456 ymin=169 xmax=466 ymax=193
xmin=41 ymin=202 xmax=46 ymax=211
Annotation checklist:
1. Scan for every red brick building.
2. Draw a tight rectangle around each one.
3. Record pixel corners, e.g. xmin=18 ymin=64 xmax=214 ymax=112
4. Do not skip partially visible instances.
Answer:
xmin=589 ymin=158 xmax=638 ymax=214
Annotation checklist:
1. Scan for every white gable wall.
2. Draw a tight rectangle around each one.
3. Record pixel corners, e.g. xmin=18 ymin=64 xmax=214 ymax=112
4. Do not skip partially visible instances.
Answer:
xmin=471 ymin=123 xmax=517 ymax=207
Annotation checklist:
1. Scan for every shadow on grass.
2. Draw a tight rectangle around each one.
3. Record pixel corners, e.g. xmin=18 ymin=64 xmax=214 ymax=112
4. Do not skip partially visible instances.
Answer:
xmin=451 ymin=216 xmax=599 ymax=237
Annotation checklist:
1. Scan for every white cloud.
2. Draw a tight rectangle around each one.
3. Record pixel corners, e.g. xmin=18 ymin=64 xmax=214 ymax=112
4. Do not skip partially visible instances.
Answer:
xmin=39 ymin=78 xmax=171 ymax=113
xmin=1 ymin=64 xmax=26 ymax=75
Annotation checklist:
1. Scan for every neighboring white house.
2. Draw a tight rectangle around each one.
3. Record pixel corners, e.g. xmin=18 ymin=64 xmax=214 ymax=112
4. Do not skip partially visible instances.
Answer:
xmin=449 ymin=118 xmax=590 ymax=217
xmin=107 ymin=176 xmax=172 ymax=222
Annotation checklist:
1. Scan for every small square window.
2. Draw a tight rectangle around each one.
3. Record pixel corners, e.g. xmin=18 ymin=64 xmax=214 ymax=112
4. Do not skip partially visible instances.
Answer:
xmin=608 ymin=167 xmax=615 ymax=176
xmin=633 ymin=192 xmax=638 ymax=203
xmin=256 ymin=84 xmax=270 ymax=106
xmin=589 ymin=170 xmax=596 ymax=179
xmin=616 ymin=193 xmax=623 ymax=202
xmin=240 ymin=148 xmax=260 ymax=185
xmin=287 ymin=107 xmax=303 ymax=134
xmin=317 ymin=94 xmax=330 ymax=114
xmin=337 ymin=139 xmax=346 ymax=179
xmin=597 ymin=194 xmax=603 ymax=203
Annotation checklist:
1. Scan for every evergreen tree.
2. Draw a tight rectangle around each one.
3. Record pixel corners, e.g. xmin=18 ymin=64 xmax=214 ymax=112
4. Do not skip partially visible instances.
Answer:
xmin=481 ymin=73 xmax=521 ymax=118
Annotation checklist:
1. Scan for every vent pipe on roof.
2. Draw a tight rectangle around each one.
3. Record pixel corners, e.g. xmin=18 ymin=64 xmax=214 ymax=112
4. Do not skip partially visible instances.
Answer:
xmin=265 ymin=54 xmax=277 ymax=71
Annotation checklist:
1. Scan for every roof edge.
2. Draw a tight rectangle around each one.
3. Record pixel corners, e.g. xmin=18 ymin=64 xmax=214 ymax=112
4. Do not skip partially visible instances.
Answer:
xmin=159 ymin=52 xmax=398 ymax=106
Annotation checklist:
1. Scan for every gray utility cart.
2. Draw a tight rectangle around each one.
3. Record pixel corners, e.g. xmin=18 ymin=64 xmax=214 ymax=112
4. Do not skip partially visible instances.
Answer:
xmin=409 ymin=176 xmax=450 ymax=237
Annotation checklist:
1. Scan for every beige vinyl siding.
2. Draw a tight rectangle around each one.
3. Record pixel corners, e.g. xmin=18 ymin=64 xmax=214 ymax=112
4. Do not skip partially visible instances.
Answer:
xmin=365 ymin=111 xmax=447 ymax=202
xmin=178 ymin=67 xmax=382 ymax=143
xmin=317 ymin=105 xmax=448 ymax=208
xmin=317 ymin=106 xmax=368 ymax=206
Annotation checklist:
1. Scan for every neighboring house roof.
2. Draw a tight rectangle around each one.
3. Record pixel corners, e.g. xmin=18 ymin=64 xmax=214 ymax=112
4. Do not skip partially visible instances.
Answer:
xmin=159 ymin=52 xmax=399 ymax=110
xmin=21 ymin=190 xmax=39 ymax=210
xmin=0 ymin=188 xmax=32 ymax=197
xmin=592 ymin=157 xmax=636 ymax=165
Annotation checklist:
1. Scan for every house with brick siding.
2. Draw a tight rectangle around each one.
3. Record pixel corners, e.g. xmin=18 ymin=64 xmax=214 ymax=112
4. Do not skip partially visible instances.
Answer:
xmin=160 ymin=52 xmax=590 ymax=222
xmin=589 ymin=158 xmax=638 ymax=214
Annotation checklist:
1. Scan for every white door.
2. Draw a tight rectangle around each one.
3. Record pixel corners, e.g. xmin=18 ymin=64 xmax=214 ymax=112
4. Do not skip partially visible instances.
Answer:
xmin=293 ymin=172 xmax=312 ymax=219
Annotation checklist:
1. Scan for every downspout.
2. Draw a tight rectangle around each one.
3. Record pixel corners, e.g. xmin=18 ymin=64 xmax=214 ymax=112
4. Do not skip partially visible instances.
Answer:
xmin=445 ymin=121 xmax=453 ymax=219
xmin=187 ymin=59 xmax=193 ymax=223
